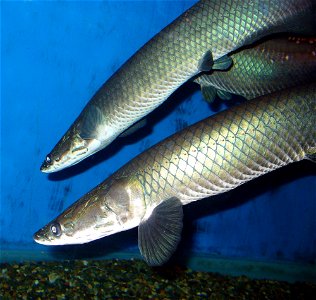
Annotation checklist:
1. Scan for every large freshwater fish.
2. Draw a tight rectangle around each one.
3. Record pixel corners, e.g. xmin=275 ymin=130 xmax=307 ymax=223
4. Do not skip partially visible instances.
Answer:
xmin=40 ymin=0 xmax=316 ymax=173
xmin=195 ymin=36 xmax=316 ymax=102
xmin=34 ymin=83 xmax=316 ymax=266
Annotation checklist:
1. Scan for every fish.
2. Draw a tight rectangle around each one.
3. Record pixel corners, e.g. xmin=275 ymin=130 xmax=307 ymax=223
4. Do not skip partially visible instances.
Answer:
xmin=194 ymin=36 xmax=316 ymax=102
xmin=40 ymin=0 xmax=316 ymax=173
xmin=34 ymin=83 xmax=316 ymax=266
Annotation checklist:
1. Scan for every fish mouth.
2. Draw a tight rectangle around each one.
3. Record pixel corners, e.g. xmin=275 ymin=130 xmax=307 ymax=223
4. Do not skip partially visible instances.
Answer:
xmin=40 ymin=161 xmax=51 ymax=173
xmin=40 ymin=155 xmax=85 ymax=173
xmin=39 ymin=153 xmax=80 ymax=173
xmin=33 ymin=226 xmax=62 ymax=245
xmin=40 ymin=153 xmax=57 ymax=173
xmin=40 ymin=162 xmax=59 ymax=173
xmin=40 ymin=139 xmax=104 ymax=173
xmin=33 ymin=230 xmax=51 ymax=245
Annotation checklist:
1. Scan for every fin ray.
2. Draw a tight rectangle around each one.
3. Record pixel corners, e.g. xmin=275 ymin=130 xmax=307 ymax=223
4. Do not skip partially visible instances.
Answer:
xmin=198 ymin=50 xmax=214 ymax=72
xmin=212 ymin=55 xmax=233 ymax=70
xmin=217 ymin=89 xmax=233 ymax=100
xmin=201 ymin=85 xmax=217 ymax=103
xmin=138 ymin=197 xmax=183 ymax=266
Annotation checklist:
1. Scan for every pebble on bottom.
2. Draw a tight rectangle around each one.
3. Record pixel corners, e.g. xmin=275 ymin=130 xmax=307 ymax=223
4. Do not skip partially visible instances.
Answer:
xmin=1 ymin=259 xmax=315 ymax=299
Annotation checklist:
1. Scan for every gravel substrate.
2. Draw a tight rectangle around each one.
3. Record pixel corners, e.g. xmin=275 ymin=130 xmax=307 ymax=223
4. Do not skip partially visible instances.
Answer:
xmin=1 ymin=259 xmax=315 ymax=299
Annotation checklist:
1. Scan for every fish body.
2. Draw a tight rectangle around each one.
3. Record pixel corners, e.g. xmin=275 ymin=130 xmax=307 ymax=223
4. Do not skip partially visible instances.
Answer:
xmin=34 ymin=83 xmax=316 ymax=266
xmin=195 ymin=36 xmax=316 ymax=102
xmin=41 ymin=0 xmax=316 ymax=172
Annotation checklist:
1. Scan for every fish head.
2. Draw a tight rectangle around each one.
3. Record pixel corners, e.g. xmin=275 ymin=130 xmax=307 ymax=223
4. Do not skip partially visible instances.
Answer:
xmin=40 ymin=124 xmax=111 ymax=173
xmin=33 ymin=177 xmax=145 ymax=245
xmin=40 ymin=103 xmax=120 ymax=173
xmin=41 ymin=131 xmax=88 ymax=173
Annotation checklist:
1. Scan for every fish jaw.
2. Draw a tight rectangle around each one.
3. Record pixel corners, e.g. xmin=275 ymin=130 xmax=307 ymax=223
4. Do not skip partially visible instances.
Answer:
xmin=33 ymin=215 xmax=119 ymax=246
xmin=40 ymin=104 xmax=123 ymax=173
xmin=33 ymin=198 xmax=123 ymax=245
xmin=34 ymin=176 xmax=146 ymax=245
xmin=40 ymin=138 xmax=102 ymax=173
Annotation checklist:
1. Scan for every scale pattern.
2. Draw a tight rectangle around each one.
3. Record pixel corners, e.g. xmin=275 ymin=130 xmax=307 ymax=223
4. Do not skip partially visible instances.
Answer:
xmin=43 ymin=0 xmax=315 ymax=172
xmin=118 ymin=83 xmax=315 ymax=207
xmin=34 ymin=84 xmax=315 ymax=248
xmin=88 ymin=0 xmax=315 ymax=133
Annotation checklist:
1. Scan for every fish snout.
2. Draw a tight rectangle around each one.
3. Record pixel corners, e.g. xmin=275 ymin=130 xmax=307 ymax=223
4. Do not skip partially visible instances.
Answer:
xmin=33 ymin=228 xmax=49 ymax=245
xmin=40 ymin=161 xmax=49 ymax=172
xmin=33 ymin=222 xmax=62 ymax=245
xmin=40 ymin=154 xmax=54 ymax=173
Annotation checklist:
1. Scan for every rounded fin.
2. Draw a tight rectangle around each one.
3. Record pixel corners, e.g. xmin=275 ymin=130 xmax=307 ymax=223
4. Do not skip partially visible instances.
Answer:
xmin=138 ymin=197 xmax=183 ymax=266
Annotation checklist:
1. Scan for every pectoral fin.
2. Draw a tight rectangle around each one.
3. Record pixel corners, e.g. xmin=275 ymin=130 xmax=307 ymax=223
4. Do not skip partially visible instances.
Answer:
xmin=198 ymin=50 xmax=214 ymax=72
xmin=138 ymin=197 xmax=183 ymax=266
xmin=197 ymin=83 xmax=233 ymax=103
xmin=80 ymin=105 xmax=105 ymax=140
xmin=200 ymin=85 xmax=217 ymax=103
xmin=212 ymin=55 xmax=233 ymax=70
xmin=217 ymin=89 xmax=232 ymax=101
xmin=119 ymin=118 xmax=147 ymax=138
xmin=198 ymin=51 xmax=233 ymax=73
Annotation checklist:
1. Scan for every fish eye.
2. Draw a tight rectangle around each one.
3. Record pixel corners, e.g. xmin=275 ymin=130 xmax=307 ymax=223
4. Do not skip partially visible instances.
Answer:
xmin=45 ymin=155 xmax=52 ymax=164
xmin=50 ymin=223 xmax=62 ymax=237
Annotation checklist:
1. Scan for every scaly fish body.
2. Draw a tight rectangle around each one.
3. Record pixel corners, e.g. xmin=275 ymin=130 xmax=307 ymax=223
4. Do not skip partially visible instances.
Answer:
xmin=195 ymin=36 xmax=316 ymax=102
xmin=34 ymin=83 xmax=316 ymax=266
xmin=41 ymin=0 xmax=316 ymax=172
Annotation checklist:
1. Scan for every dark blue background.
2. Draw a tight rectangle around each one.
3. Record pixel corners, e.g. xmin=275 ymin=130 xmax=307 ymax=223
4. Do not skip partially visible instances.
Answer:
xmin=1 ymin=0 xmax=315 ymax=265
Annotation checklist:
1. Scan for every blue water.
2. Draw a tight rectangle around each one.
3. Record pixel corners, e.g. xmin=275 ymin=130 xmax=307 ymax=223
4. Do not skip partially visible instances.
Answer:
xmin=1 ymin=0 xmax=315 ymax=272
